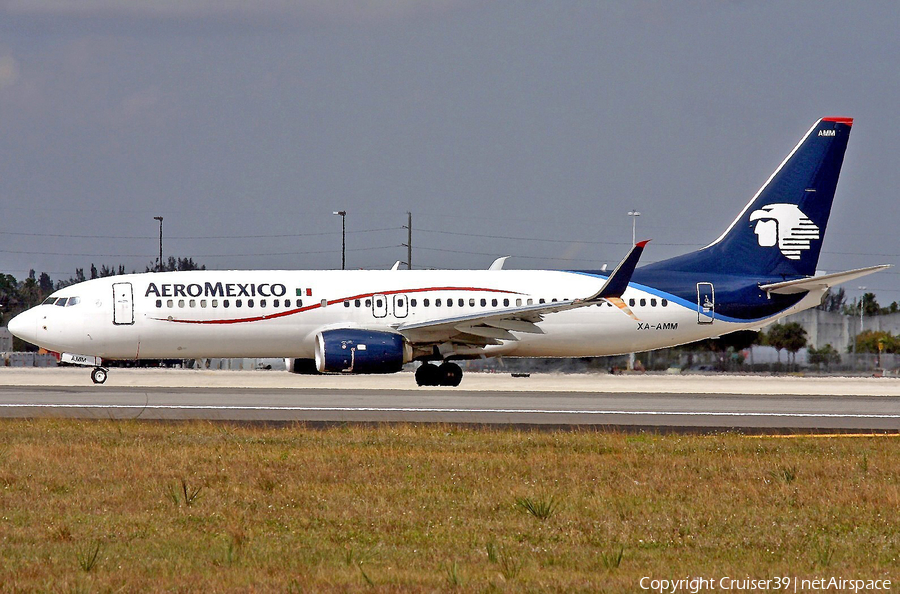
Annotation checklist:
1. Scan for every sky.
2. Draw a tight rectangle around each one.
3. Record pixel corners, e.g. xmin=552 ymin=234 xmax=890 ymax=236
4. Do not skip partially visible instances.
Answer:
xmin=1 ymin=1 xmax=899 ymax=303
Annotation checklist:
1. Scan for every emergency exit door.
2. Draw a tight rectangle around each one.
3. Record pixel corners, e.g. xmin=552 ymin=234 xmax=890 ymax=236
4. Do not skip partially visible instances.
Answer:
xmin=112 ymin=282 xmax=134 ymax=325
xmin=697 ymin=282 xmax=714 ymax=324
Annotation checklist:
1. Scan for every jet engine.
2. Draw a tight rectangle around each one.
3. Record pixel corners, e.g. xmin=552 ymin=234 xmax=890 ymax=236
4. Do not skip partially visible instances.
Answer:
xmin=285 ymin=358 xmax=319 ymax=374
xmin=314 ymin=329 xmax=412 ymax=374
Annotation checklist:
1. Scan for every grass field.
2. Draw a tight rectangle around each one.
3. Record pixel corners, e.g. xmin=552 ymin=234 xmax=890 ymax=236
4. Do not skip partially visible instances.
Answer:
xmin=0 ymin=420 xmax=897 ymax=592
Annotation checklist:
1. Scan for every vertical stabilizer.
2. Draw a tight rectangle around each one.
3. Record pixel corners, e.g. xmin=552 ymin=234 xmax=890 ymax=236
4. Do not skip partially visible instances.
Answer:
xmin=646 ymin=117 xmax=853 ymax=278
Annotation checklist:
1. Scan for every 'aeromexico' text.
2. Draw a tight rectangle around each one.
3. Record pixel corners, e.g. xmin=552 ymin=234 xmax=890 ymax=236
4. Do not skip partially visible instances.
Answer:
xmin=145 ymin=282 xmax=287 ymax=299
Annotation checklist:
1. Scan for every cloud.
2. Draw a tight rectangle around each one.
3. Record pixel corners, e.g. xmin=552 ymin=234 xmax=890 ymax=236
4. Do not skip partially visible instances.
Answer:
xmin=0 ymin=55 xmax=19 ymax=88
xmin=0 ymin=0 xmax=471 ymax=24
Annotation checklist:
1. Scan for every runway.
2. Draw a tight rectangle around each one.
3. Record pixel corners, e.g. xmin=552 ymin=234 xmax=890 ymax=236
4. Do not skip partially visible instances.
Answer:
xmin=1 ymin=369 xmax=899 ymax=431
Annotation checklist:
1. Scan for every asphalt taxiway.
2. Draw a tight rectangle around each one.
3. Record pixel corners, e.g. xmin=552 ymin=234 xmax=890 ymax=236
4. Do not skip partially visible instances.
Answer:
xmin=1 ymin=368 xmax=899 ymax=431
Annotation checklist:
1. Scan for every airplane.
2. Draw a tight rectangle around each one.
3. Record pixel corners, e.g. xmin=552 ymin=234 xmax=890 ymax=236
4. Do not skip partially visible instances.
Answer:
xmin=7 ymin=117 xmax=890 ymax=386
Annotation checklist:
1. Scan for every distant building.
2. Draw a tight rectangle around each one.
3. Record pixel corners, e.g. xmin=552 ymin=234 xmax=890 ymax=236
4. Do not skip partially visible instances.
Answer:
xmin=775 ymin=310 xmax=900 ymax=351
xmin=0 ymin=327 xmax=11 ymax=352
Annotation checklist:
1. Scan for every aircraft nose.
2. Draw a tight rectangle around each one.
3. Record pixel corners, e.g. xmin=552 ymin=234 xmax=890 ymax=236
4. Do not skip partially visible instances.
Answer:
xmin=7 ymin=309 xmax=36 ymax=344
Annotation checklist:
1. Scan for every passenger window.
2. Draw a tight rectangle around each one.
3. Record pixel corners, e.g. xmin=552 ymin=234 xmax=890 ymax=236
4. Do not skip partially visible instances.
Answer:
xmin=274 ymin=299 xmax=280 ymax=307
xmin=398 ymin=299 xmax=405 ymax=307
xmin=156 ymin=300 xmax=162 ymax=308
xmin=503 ymin=299 xmax=509 ymax=306
xmin=297 ymin=299 xmax=303 ymax=307
xmin=260 ymin=299 xmax=266 ymax=308
xmin=344 ymin=301 xmax=350 ymax=308
xmin=56 ymin=298 xmax=68 ymax=307
xmin=539 ymin=298 xmax=545 ymax=304
xmin=424 ymin=298 xmax=430 ymax=307
xmin=527 ymin=298 xmax=533 ymax=305
xmin=629 ymin=299 xmax=635 ymax=307
xmin=651 ymin=299 xmax=657 ymax=307
xmin=446 ymin=299 xmax=452 ymax=308
xmin=410 ymin=299 xmax=417 ymax=307
xmin=285 ymin=299 xmax=292 ymax=308
xmin=661 ymin=299 xmax=668 ymax=307
xmin=375 ymin=299 xmax=383 ymax=308
xmin=212 ymin=299 xmax=218 ymax=308
xmin=516 ymin=299 xmax=522 ymax=306
xmin=365 ymin=299 xmax=371 ymax=307
xmin=436 ymin=299 xmax=442 ymax=307
xmin=458 ymin=299 xmax=464 ymax=307
xmin=189 ymin=299 xmax=196 ymax=308
xmin=248 ymin=299 xmax=255 ymax=308
xmin=167 ymin=300 xmax=174 ymax=308
xmin=236 ymin=300 xmax=242 ymax=308
xmin=321 ymin=299 xmax=327 ymax=307
xmin=491 ymin=299 xmax=497 ymax=307
xmin=552 ymin=298 xmax=558 ymax=303
xmin=480 ymin=299 xmax=486 ymax=307
xmin=355 ymin=299 xmax=361 ymax=307
xmin=469 ymin=299 xmax=475 ymax=307
xmin=201 ymin=300 xmax=207 ymax=308
xmin=223 ymin=300 xmax=230 ymax=308
xmin=178 ymin=299 xmax=185 ymax=308
xmin=640 ymin=299 xmax=646 ymax=307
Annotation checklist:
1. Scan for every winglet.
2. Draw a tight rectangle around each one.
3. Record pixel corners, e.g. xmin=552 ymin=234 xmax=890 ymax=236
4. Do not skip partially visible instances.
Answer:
xmin=588 ymin=240 xmax=650 ymax=300
xmin=489 ymin=256 xmax=510 ymax=271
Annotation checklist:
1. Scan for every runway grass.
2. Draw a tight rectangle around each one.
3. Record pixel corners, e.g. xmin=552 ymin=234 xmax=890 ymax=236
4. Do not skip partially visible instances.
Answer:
xmin=0 ymin=420 xmax=897 ymax=592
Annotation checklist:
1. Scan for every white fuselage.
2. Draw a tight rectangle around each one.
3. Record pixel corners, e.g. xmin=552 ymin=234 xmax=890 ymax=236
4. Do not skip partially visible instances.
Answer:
xmin=9 ymin=269 xmax=816 ymax=361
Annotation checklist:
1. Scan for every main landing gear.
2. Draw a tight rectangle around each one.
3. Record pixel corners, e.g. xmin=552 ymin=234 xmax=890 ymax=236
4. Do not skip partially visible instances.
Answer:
xmin=91 ymin=367 xmax=109 ymax=384
xmin=415 ymin=362 xmax=463 ymax=387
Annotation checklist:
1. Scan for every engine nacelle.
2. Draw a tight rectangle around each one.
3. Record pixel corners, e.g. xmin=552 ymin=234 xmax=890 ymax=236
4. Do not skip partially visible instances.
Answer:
xmin=315 ymin=329 xmax=411 ymax=374
xmin=285 ymin=358 xmax=319 ymax=374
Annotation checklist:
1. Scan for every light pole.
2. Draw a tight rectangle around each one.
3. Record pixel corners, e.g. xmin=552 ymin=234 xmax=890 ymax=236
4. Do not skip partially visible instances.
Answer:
xmin=626 ymin=210 xmax=641 ymax=371
xmin=153 ymin=216 xmax=164 ymax=272
xmin=333 ymin=211 xmax=346 ymax=270
xmin=628 ymin=210 xmax=641 ymax=245
xmin=858 ymin=286 xmax=867 ymax=333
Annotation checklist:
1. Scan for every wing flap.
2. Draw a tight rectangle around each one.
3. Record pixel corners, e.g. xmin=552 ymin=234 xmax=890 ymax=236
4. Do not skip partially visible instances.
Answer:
xmin=454 ymin=325 xmax=518 ymax=341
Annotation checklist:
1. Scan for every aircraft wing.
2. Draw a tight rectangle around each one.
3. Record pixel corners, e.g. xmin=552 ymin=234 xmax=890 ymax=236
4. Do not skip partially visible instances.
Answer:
xmin=395 ymin=241 xmax=648 ymax=346
xmin=758 ymin=264 xmax=891 ymax=295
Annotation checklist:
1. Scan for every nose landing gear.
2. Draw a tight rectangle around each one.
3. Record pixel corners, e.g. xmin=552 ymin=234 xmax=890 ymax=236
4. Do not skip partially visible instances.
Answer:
xmin=415 ymin=361 xmax=463 ymax=387
xmin=90 ymin=367 xmax=109 ymax=384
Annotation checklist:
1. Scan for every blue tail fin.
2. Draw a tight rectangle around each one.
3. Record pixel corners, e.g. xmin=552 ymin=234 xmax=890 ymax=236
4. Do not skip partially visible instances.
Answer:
xmin=646 ymin=117 xmax=853 ymax=278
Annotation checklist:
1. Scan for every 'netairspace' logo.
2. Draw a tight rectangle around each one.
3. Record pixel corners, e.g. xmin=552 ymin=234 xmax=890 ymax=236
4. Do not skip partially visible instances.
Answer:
xmin=749 ymin=203 xmax=820 ymax=260
xmin=639 ymin=575 xmax=891 ymax=593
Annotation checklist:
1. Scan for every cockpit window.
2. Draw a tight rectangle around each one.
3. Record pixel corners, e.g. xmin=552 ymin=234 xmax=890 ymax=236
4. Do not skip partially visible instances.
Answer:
xmin=55 ymin=298 xmax=68 ymax=307
xmin=43 ymin=297 xmax=58 ymax=305
xmin=67 ymin=297 xmax=81 ymax=306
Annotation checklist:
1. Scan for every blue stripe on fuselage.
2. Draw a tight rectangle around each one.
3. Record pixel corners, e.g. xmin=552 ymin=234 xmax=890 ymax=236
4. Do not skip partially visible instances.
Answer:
xmin=568 ymin=269 xmax=805 ymax=324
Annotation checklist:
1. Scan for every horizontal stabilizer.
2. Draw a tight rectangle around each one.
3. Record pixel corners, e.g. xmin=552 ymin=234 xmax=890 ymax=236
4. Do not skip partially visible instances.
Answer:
xmin=758 ymin=265 xmax=892 ymax=295
xmin=587 ymin=240 xmax=649 ymax=300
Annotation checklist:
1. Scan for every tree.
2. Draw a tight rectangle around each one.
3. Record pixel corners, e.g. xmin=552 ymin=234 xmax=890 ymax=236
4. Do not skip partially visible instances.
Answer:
xmin=145 ymin=257 xmax=206 ymax=273
xmin=764 ymin=322 xmax=807 ymax=365
xmin=0 ymin=273 xmax=19 ymax=323
xmin=843 ymin=292 xmax=892 ymax=316
xmin=808 ymin=344 xmax=841 ymax=370
xmin=855 ymin=330 xmax=899 ymax=354
xmin=38 ymin=272 xmax=53 ymax=294
xmin=818 ymin=287 xmax=846 ymax=312
xmin=19 ymin=271 xmax=41 ymax=308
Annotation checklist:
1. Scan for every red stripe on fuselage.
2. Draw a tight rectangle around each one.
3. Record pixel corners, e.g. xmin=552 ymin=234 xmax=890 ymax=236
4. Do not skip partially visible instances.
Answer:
xmin=153 ymin=286 xmax=522 ymax=325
